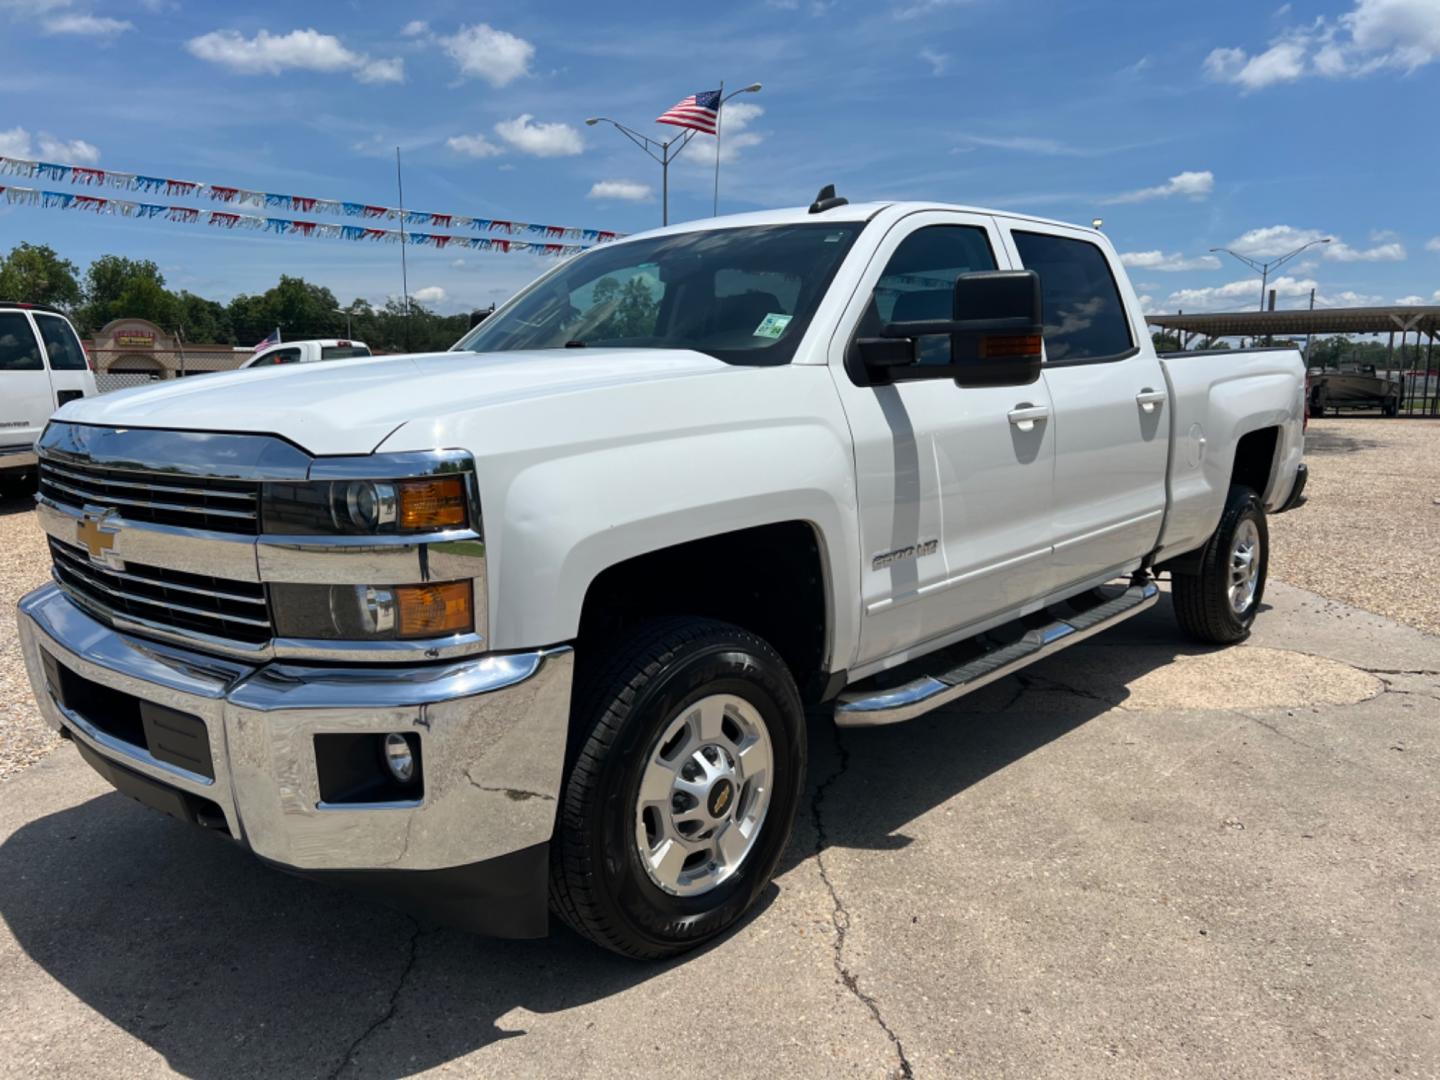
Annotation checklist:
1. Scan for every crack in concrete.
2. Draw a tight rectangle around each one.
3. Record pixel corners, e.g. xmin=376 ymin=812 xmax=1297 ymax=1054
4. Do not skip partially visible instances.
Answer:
xmin=326 ymin=917 xmax=423 ymax=1080
xmin=812 ymin=721 xmax=914 ymax=1080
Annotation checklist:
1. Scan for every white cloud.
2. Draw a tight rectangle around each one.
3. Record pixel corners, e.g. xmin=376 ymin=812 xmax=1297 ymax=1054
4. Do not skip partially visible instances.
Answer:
xmin=411 ymin=286 xmax=446 ymax=304
xmin=441 ymin=23 xmax=533 ymax=87
xmin=494 ymin=114 xmax=583 ymax=157
xmin=894 ymin=0 xmax=969 ymax=19
xmin=186 ymin=28 xmax=403 ymax=84
xmin=446 ymin=133 xmax=504 ymax=158
xmin=1205 ymin=0 xmax=1440 ymax=91
xmin=1104 ymin=169 xmax=1214 ymax=204
xmin=0 ymin=126 xmax=100 ymax=163
xmin=1326 ymin=239 xmax=1406 ymax=261
xmin=1395 ymin=294 xmax=1425 ymax=304
xmin=681 ymin=101 xmax=765 ymax=166
xmin=401 ymin=20 xmax=428 ymax=36
xmin=1120 ymin=250 xmax=1224 ymax=272
xmin=44 ymin=13 xmax=133 ymax=36
xmin=356 ymin=56 xmax=404 ymax=84
xmin=952 ymin=133 xmax=1084 ymax=156
xmin=1426 ymin=237 xmax=1440 ymax=252
xmin=587 ymin=179 xmax=653 ymax=202
xmin=919 ymin=47 xmax=948 ymax=75
xmin=1159 ymin=274 xmax=1384 ymax=312
xmin=1225 ymin=224 xmax=1405 ymax=262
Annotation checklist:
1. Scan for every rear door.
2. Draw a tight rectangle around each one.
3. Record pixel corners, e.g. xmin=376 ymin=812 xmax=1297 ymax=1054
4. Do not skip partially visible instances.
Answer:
xmin=996 ymin=222 xmax=1169 ymax=594
xmin=828 ymin=212 xmax=1058 ymax=669
xmin=34 ymin=312 xmax=95 ymax=407
xmin=0 ymin=311 xmax=54 ymax=451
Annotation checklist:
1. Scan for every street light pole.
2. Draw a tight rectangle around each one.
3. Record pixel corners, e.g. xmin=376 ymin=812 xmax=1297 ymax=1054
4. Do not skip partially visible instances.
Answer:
xmin=332 ymin=307 xmax=353 ymax=338
xmin=1210 ymin=237 xmax=1333 ymax=312
xmin=587 ymin=82 xmax=761 ymax=227
xmin=713 ymin=83 xmax=762 ymax=216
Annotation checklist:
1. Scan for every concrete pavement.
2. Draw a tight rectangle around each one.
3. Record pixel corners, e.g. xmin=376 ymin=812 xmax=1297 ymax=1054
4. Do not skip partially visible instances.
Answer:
xmin=0 ymin=580 xmax=1435 ymax=1079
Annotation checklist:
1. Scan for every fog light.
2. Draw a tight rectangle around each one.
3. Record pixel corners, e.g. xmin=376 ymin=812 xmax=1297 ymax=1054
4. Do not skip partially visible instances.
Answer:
xmin=382 ymin=732 xmax=416 ymax=783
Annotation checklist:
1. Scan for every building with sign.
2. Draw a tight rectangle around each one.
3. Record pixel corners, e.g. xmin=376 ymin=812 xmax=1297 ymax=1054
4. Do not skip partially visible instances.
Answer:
xmin=88 ymin=318 xmax=248 ymax=379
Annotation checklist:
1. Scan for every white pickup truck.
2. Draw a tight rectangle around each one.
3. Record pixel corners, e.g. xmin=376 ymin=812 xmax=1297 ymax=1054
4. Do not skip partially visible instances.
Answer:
xmin=17 ymin=189 xmax=1307 ymax=958
xmin=239 ymin=338 xmax=371 ymax=368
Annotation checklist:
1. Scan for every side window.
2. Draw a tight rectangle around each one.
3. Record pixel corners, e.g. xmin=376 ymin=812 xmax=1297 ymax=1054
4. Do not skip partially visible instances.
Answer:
xmin=0 ymin=313 xmax=43 ymax=371
xmin=265 ymin=347 xmax=304 ymax=365
xmin=1011 ymin=231 xmax=1134 ymax=363
xmin=36 ymin=315 xmax=89 ymax=371
xmin=865 ymin=225 xmax=997 ymax=364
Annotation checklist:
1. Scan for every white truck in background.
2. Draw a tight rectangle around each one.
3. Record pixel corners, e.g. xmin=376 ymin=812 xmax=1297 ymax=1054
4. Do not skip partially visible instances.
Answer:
xmin=17 ymin=188 xmax=1307 ymax=958
xmin=240 ymin=338 xmax=371 ymax=368
xmin=0 ymin=302 xmax=95 ymax=491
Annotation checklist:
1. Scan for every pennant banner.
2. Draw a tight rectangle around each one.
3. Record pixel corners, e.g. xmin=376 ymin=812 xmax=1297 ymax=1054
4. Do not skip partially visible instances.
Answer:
xmin=0 ymin=154 xmax=622 ymax=247
xmin=4 ymin=186 xmax=590 ymax=259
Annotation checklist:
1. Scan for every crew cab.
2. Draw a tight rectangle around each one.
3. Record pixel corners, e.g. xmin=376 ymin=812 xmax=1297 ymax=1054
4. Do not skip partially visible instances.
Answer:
xmin=16 ymin=191 xmax=1307 ymax=958
xmin=240 ymin=338 xmax=371 ymax=368
xmin=0 ymin=302 xmax=95 ymax=490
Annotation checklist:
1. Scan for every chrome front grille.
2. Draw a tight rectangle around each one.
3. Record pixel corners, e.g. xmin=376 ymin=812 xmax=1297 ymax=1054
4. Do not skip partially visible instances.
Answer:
xmin=49 ymin=538 xmax=273 ymax=645
xmin=39 ymin=458 xmax=261 ymax=535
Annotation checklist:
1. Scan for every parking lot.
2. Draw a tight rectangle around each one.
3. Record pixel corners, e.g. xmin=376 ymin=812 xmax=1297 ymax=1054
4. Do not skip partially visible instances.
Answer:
xmin=1 ymin=417 xmax=1436 ymax=1079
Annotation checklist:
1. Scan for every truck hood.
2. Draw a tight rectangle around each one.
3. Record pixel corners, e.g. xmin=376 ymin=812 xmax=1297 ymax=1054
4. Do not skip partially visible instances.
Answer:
xmin=57 ymin=349 xmax=741 ymax=455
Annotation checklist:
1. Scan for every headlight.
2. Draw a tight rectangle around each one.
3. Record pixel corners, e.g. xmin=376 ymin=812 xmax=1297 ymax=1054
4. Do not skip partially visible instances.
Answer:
xmin=271 ymin=581 xmax=475 ymax=640
xmin=261 ymin=476 xmax=469 ymax=535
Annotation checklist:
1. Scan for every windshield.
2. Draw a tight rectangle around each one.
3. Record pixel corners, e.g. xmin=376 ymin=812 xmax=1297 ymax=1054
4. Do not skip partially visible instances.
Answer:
xmin=451 ymin=223 xmax=862 ymax=365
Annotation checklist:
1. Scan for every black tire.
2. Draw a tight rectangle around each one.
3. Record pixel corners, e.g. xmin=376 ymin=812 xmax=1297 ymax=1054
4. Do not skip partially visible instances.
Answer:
xmin=1172 ymin=485 xmax=1269 ymax=645
xmin=549 ymin=617 xmax=806 ymax=959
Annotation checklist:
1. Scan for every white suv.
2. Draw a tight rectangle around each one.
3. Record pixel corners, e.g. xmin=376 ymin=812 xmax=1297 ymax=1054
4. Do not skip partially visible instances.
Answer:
xmin=0 ymin=303 xmax=96 ymax=488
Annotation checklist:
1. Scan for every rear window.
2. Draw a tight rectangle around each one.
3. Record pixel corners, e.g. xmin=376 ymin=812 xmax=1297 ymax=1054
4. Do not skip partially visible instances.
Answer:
xmin=36 ymin=314 xmax=88 ymax=370
xmin=0 ymin=312 xmax=43 ymax=372
xmin=321 ymin=345 xmax=372 ymax=360
xmin=1012 ymin=231 xmax=1134 ymax=362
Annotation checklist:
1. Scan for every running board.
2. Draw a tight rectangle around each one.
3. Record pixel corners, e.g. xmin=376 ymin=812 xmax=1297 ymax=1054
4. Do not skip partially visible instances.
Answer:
xmin=834 ymin=581 xmax=1159 ymax=727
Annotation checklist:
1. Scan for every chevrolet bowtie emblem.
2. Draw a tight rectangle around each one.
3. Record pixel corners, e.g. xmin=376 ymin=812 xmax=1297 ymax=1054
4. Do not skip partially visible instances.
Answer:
xmin=76 ymin=512 xmax=123 ymax=569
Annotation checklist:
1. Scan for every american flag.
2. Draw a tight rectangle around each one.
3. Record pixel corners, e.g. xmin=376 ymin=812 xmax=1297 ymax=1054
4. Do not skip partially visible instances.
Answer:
xmin=656 ymin=89 xmax=722 ymax=135
xmin=251 ymin=327 xmax=280 ymax=353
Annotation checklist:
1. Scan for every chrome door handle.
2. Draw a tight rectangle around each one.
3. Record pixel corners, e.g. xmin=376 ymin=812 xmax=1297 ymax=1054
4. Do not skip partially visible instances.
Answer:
xmin=1136 ymin=389 xmax=1167 ymax=413
xmin=1007 ymin=405 xmax=1050 ymax=432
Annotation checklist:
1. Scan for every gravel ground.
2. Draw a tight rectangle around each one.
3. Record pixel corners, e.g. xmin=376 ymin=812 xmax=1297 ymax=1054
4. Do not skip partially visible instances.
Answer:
xmin=1269 ymin=416 xmax=1440 ymax=636
xmin=0 ymin=416 xmax=1433 ymax=782
xmin=0 ymin=485 xmax=56 ymax=781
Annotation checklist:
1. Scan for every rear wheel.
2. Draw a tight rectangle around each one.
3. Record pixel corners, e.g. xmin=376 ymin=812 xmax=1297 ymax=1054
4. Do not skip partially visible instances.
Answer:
xmin=549 ymin=617 xmax=805 ymax=958
xmin=1172 ymin=485 xmax=1268 ymax=644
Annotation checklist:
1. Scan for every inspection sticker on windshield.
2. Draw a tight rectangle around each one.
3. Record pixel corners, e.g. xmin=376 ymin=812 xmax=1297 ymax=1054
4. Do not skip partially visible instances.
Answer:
xmin=753 ymin=313 xmax=793 ymax=339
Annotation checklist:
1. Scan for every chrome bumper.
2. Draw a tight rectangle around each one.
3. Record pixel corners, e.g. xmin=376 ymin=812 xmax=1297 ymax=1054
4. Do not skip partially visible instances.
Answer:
xmin=0 ymin=444 xmax=37 ymax=471
xmin=17 ymin=583 xmax=573 ymax=873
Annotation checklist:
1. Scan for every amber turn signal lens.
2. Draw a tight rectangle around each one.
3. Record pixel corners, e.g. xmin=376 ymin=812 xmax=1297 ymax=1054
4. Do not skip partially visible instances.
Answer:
xmin=980 ymin=333 xmax=1043 ymax=359
xmin=397 ymin=477 xmax=467 ymax=530
xmin=396 ymin=581 xmax=473 ymax=637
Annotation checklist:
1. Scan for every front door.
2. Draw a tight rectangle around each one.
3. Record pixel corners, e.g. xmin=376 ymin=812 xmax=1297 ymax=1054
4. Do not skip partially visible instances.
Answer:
xmin=996 ymin=223 xmax=1169 ymax=593
xmin=828 ymin=212 xmax=1057 ymax=671
xmin=0 ymin=311 xmax=54 ymax=452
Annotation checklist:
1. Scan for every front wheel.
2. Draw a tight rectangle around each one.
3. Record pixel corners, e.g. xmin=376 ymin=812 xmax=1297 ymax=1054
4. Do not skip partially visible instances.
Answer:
xmin=1172 ymin=485 xmax=1269 ymax=644
xmin=549 ymin=618 xmax=806 ymax=958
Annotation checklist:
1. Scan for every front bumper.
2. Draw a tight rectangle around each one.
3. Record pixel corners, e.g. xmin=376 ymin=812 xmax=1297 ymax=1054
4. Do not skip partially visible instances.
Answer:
xmin=17 ymin=583 xmax=573 ymax=934
xmin=0 ymin=443 xmax=37 ymax=472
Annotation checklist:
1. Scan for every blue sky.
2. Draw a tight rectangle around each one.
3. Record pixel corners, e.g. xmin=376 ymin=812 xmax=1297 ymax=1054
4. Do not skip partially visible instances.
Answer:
xmin=2 ymin=0 xmax=1438 ymax=321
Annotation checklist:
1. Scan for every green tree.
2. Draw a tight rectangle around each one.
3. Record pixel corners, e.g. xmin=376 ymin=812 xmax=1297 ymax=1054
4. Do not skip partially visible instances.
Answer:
xmin=1151 ymin=330 xmax=1182 ymax=352
xmin=175 ymin=291 xmax=233 ymax=344
xmin=227 ymin=275 xmax=343 ymax=344
xmin=77 ymin=255 xmax=176 ymax=333
xmin=0 ymin=242 xmax=82 ymax=309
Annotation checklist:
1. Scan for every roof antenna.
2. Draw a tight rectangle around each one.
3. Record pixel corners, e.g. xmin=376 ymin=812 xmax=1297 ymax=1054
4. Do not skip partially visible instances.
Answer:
xmin=809 ymin=184 xmax=848 ymax=214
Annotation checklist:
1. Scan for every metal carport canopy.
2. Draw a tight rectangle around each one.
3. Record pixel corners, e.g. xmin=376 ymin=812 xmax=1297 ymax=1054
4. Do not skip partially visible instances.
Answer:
xmin=1145 ymin=306 xmax=1440 ymax=338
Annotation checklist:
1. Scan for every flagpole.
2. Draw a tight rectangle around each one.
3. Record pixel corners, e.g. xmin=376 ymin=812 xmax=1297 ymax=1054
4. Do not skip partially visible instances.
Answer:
xmin=713 ymin=80 xmax=724 ymax=217
xmin=396 ymin=146 xmax=411 ymax=352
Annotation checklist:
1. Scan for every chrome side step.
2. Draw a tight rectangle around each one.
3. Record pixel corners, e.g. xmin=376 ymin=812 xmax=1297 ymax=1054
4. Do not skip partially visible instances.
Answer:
xmin=835 ymin=581 xmax=1159 ymax=727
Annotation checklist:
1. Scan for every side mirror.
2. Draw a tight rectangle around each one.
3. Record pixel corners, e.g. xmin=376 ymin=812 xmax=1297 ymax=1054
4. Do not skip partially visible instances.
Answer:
xmin=852 ymin=269 xmax=1045 ymax=387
